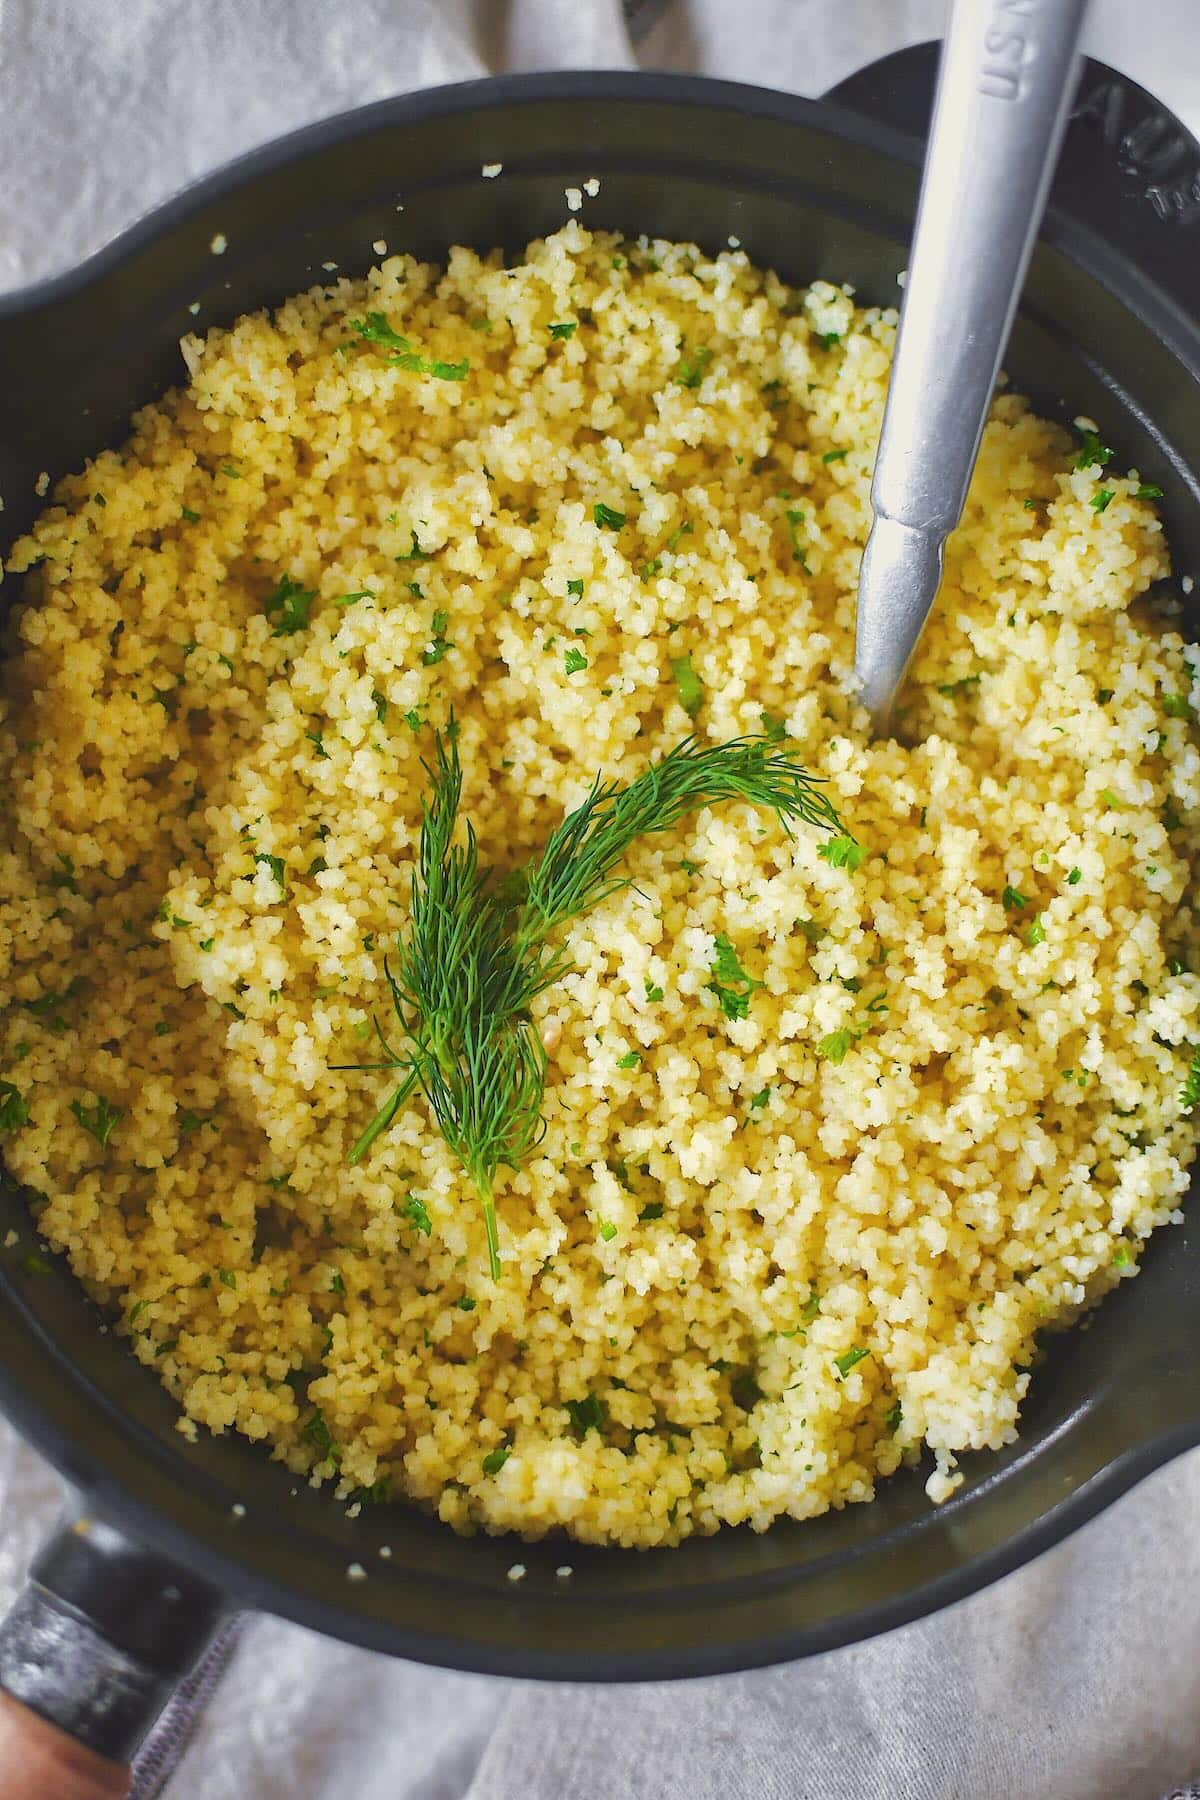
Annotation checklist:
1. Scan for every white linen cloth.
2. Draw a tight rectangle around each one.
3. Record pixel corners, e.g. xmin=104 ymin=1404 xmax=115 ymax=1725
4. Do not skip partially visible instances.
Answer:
xmin=1 ymin=3 xmax=1199 ymax=1796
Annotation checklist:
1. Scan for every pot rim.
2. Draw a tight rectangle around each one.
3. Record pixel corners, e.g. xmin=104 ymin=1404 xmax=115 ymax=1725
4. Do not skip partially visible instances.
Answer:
xmin=1 ymin=66 xmax=1197 ymax=1680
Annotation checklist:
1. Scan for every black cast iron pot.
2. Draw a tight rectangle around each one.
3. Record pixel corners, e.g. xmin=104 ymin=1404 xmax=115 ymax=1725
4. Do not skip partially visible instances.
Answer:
xmin=0 ymin=46 xmax=1198 ymax=1772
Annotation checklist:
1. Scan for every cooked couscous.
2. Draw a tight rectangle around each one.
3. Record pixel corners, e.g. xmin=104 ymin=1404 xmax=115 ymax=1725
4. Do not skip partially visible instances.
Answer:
xmin=1 ymin=223 xmax=1197 ymax=1545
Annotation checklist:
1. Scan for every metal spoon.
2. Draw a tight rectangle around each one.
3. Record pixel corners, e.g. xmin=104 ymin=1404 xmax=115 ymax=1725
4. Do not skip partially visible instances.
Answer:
xmin=854 ymin=0 xmax=1092 ymax=733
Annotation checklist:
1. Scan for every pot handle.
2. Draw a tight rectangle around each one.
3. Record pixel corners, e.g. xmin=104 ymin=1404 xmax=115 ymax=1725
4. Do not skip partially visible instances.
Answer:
xmin=0 ymin=1508 xmax=225 ymax=1791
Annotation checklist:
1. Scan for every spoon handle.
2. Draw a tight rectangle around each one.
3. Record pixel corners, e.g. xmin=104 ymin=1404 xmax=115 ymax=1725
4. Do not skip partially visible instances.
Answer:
xmin=855 ymin=0 xmax=1091 ymax=729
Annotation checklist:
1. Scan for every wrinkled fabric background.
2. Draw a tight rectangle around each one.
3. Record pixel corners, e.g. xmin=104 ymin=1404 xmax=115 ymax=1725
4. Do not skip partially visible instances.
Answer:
xmin=1 ymin=3 xmax=1199 ymax=1795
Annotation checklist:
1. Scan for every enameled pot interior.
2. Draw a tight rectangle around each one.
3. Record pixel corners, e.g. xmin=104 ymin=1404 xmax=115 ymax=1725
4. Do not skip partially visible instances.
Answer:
xmin=0 ymin=76 xmax=1198 ymax=1678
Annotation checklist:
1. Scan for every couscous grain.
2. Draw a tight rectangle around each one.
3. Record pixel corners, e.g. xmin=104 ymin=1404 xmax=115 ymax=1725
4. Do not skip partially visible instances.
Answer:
xmin=0 ymin=225 xmax=1196 ymax=1545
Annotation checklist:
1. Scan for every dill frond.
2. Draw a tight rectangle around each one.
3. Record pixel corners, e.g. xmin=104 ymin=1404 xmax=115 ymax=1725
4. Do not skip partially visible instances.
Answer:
xmin=358 ymin=721 xmax=552 ymax=1276
xmin=348 ymin=722 xmax=851 ymax=1277
xmin=346 ymin=1064 xmax=420 ymax=1166
xmin=390 ymin=726 xmax=512 ymax=1067
xmin=515 ymin=734 xmax=844 ymax=944
xmin=419 ymin=1015 xmax=547 ymax=1280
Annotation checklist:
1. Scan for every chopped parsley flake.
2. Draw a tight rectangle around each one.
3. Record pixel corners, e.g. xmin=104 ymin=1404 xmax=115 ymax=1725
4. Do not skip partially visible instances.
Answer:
xmin=302 ymin=1409 xmax=340 ymax=1463
xmin=350 ymin=312 xmax=408 ymax=350
xmin=254 ymin=852 xmax=286 ymax=892
xmin=885 ymin=1400 xmax=903 ymax=1432
xmin=422 ymin=611 xmax=453 ymax=666
xmin=1002 ymin=885 xmax=1029 ymax=911
xmin=368 ymin=329 xmax=466 ymax=376
xmin=822 ymin=448 xmax=848 ymax=463
xmin=817 ymin=1028 xmax=854 ymax=1064
xmin=1164 ymin=693 xmax=1194 ymax=719
xmin=565 ymin=1393 xmax=607 ymax=1437
xmin=1074 ymin=426 xmax=1114 ymax=471
xmin=548 ymin=321 xmax=577 ymax=340
xmin=181 ymin=506 xmax=201 ymax=523
xmin=264 ymin=574 xmax=317 ymax=637
xmin=760 ymin=711 xmax=787 ymax=742
xmin=1090 ymin=488 xmax=1115 ymax=514
xmin=706 ymin=934 xmax=763 ymax=1021
xmin=673 ymin=343 xmax=712 ymax=389
xmin=818 ymin=835 xmax=867 ymax=872
xmin=639 ymin=1202 xmax=665 ymax=1221
xmin=937 ymin=672 xmax=981 ymax=697
xmin=50 ymin=854 xmax=78 ymax=894
xmin=617 ymin=1051 xmax=641 ymax=1070
xmin=564 ymin=646 xmax=589 ymax=675
xmin=730 ymin=1372 xmax=763 ymax=1411
xmin=70 ymin=1095 xmax=121 ymax=1146
xmin=593 ymin=502 xmax=626 ymax=531
xmin=1136 ymin=483 xmax=1164 ymax=499
xmin=1025 ymin=914 xmax=1047 ymax=947
xmin=354 ymin=1475 xmax=392 ymax=1505
xmin=671 ymin=653 xmax=704 ymax=717
xmin=599 ymin=1221 xmax=619 ymax=1241
xmin=0 ymin=1083 xmax=30 ymax=1134
xmin=402 ymin=1193 xmax=432 ymax=1236
xmin=749 ymin=1087 xmax=770 ymax=1111
xmin=482 ymin=1445 xmax=510 ymax=1474
xmin=396 ymin=532 xmax=430 ymax=563
xmin=834 ymin=1346 xmax=869 ymax=1376
xmin=784 ymin=507 xmax=810 ymax=570
xmin=708 ymin=980 xmax=752 ymax=1022
xmin=457 ymin=1295 xmax=477 ymax=1312
xmin=1067 ymin=867 xmax=1082 ymax=885
xmin=644 ymin=979 xmax=664 ymax=1002
xmin=566 ymin=578 xmax=585 ymax=598
xmin=1180 ymin=1047 xmax=1200 ymax=1112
